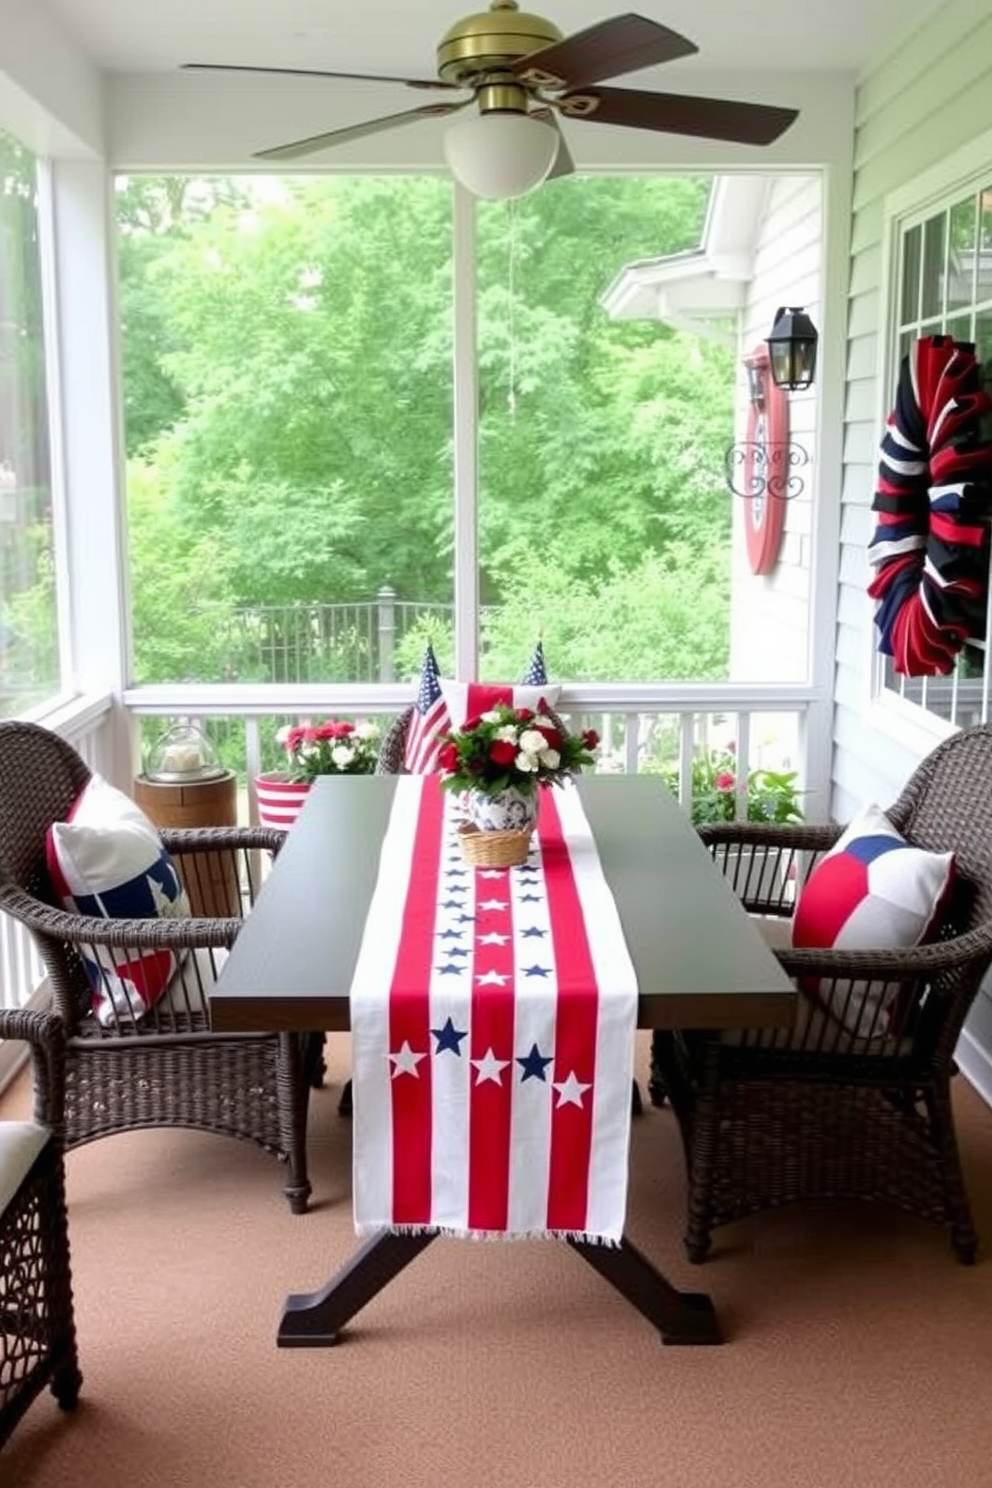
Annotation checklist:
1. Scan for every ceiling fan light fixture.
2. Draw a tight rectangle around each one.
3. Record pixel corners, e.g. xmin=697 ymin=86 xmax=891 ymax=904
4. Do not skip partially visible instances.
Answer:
xmin=443 ymin=110 xmax=559 ymax=199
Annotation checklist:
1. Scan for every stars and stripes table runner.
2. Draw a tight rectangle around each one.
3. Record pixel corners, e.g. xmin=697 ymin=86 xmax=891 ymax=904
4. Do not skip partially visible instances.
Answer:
xmin=349 ymin=776 xmax=638 ymax=1244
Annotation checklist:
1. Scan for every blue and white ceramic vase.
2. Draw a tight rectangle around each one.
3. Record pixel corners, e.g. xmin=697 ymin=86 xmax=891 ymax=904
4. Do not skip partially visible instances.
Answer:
xmin=467 ymin=784 xmax=539 ymax=834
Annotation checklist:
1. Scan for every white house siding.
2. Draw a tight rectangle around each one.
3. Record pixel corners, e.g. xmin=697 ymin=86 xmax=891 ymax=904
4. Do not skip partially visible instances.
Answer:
xmin=839 ymin=0 xmax=992 ymax=1097
xmin=729 ymin=174 xmax=822 ymax=685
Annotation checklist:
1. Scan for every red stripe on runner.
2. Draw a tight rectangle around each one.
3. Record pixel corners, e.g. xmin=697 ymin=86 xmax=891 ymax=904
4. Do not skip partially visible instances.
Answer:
xmin=389 ymin=778 xmax=444 ymax=1225
xmin=467 ymin=867 xmax=515 ymax=1231
xmin=538 ymin=789 xmax=598 ymax=1233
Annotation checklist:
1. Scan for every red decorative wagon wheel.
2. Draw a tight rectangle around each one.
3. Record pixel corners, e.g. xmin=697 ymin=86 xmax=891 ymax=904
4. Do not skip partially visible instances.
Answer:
xmin=868 ymin=335 xmax=992 ymax=677
xmin=742 ymin=345 xmax=790 ymax=576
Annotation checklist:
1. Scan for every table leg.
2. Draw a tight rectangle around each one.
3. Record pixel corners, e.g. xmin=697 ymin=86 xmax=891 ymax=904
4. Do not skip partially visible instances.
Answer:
xmin=277 ymin=1228 xmax=720 ymax=1347
xmin=567 ymin=1235 xmax=722 ymax=1345
xmin=277 ymin=1231 xmax=436 ymax=1347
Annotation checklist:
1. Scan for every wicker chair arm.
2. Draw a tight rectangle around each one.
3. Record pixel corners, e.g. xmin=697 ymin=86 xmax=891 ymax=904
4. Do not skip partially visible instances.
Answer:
xmin=158 ymin=825 xmax=286 ymax=856
xmin=775 ymin=918 xmax=992 ymax=982
xmin=0 ymin=886 xmax=242 ymax=951
xmin=697 ymin=820 xmax=844 ymax=852
xmin=0 ymin=1007 xmax=66 ymax=1128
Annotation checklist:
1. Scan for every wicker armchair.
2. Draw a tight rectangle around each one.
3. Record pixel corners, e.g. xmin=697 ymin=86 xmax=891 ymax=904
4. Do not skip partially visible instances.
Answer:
xmin=0 ymin=1008 xmax=81 ymax=1448
xmin=0 ymin=721 xmax=318 ymax=1214
xmin=375 ymin=707 xmax=415 ymax=775
xmin=652 ymin=724 xmax=992 ymax=1265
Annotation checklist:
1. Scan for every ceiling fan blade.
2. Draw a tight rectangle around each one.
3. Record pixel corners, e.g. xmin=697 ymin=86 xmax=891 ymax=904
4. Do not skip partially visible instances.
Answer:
xmin=513 ymin=14 xmax=697 ymax=91
xmin=254 ymin=101 xmax=470 ymax=162
xmin=532 ymin=108 xmax=576 ymax=181
xmin=182 ymin=62 xmax=456 ymax=93
xmin=559 ymin=87 xmax=798 ymax=146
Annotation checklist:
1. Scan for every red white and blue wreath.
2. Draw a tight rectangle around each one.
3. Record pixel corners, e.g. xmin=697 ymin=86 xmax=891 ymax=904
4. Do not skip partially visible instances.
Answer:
xmin=868 ymin=334 xmax=992 ymax=676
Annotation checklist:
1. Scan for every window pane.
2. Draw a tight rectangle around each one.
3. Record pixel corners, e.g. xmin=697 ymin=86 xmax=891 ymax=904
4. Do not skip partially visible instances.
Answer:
xmin=947 ymin=195 xmax=977 ymax=315
xmin=0 ymin=133 xmax=60 ymax=714
xmin=900 ymin=223 xmax=921 ymax=325
xmin=975 ymin=309 xmax=992 ymax=390
xmin=117 ymin=176 xmax=454 ymax=688
xmin=475 ymin=176 xmax=739 ymax=683
xmin=920 ymin=211 xmax=947 ymax=320
xmin=946 ymin=312 xmax=972 ymax=345
xmin=979 ymin=185 xmax=992 ymax=303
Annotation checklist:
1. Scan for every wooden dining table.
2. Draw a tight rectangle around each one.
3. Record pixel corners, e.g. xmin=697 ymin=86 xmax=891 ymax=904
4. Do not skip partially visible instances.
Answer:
xmin=210 ymin=773 xmax=796 ymax=1347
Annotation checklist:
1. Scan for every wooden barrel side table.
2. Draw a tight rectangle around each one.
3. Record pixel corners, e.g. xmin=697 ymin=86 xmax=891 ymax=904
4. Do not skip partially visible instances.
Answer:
xmin=133 ymin=771 xmax=240 ymax=917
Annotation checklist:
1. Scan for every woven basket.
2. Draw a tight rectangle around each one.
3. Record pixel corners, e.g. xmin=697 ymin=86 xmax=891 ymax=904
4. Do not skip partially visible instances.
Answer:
xmin=457 ymin=822 xmax=532 ymax=868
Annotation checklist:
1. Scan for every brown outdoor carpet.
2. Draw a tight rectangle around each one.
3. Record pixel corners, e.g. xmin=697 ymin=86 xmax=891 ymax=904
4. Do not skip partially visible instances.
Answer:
xmin=5 ymin=1031 xmax=992 ymax=1488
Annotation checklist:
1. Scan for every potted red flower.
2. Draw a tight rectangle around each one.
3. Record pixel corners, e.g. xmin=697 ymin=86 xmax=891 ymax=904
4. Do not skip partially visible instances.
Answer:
xmin=255 ymin=718 xmax=381 ymax=829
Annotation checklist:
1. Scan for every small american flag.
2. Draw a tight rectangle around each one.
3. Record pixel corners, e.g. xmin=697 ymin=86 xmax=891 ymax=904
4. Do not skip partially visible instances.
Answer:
xmin=521 ymin=638 xmax=547 ymax=686
xmin=403 ymin=642 xmax=451 ymax=774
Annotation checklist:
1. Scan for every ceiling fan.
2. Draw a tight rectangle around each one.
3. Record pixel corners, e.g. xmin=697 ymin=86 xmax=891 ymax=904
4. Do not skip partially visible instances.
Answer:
xmin=183 ymin=3 xmax=799 ymax=199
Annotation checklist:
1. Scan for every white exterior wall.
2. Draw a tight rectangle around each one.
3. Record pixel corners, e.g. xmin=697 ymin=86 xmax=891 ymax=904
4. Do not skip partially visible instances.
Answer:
xmin=730 ymin=174 xmax=822 ymax=685
xmin=840 ymin=0 xmax=992 ymax=1096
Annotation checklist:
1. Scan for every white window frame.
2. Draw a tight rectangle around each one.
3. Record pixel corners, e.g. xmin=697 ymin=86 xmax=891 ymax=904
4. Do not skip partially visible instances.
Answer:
xmin=873 ymin=126 xmax=992 ymax=740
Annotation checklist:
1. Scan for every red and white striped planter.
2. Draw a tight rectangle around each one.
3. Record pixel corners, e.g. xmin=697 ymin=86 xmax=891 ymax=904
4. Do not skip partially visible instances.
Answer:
xmin=254 ymin=772 xmax=311 ymax=830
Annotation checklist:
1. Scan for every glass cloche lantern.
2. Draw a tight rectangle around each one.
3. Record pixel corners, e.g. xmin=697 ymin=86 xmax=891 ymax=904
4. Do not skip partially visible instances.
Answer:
xmin=144 ymin=720 xmax=226 ymax=783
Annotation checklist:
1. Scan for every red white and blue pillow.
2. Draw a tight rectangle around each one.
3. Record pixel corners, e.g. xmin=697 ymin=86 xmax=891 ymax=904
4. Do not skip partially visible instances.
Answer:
xmin=46 ymin=776 xmax=190 ymax=1025
xmin=792 ymin=803 xmax=955 ymax=1036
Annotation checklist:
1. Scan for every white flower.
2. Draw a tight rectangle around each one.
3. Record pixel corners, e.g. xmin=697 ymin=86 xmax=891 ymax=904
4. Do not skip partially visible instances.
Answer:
xmin=539 ymin=748 xmax=560 ymax=770
xmin=354 ymin=720 xmax=379 ymax=741
xmin=275 ymin=724 xmax=293 ymax=746
xmin=494 ymin=725 xmax=518 ymax=743
xmin=481 ymin=708 xmax=504 ymax=724
xmin=514 ymin=750 xmax=539 ymax=773
xmin=517 ymin=728 xmax=548 ymax=756
xmin=330 ymin=744 xmax=355 ymax=769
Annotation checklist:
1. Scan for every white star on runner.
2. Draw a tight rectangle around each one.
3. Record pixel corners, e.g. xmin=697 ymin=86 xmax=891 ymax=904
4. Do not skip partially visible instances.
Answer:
xmin=477 ymin=968 xmax=510 ymax=986
xmin=472 ymin=1047 xmax=510 ymax=1084
xmin=477 ymin=898 xmax=509 ymax=911
xmin=390 ymin=1040 xmax=427 ymax=1078
xmin=478 ymin=931 xmax=511 ymax=946
xmin=553 ymin=1070 xmax=593 ymax=1108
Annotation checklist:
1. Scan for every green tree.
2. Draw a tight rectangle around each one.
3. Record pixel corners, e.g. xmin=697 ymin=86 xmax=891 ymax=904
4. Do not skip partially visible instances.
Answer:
xmin=116 ymin=176 xmax=252 ymax=455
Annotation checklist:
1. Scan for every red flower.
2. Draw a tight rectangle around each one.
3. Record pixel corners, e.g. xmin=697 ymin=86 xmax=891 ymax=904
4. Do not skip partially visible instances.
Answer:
xmin=489 ymin=739 xmax=518 ymax=766
xmin=437 ymin=742 xmax=460 ymax=773
xmin=581 ymin=729 xmax=600 ymax=749
xmin=515 ymin=707 xmax=536 ymax=722
xmin=715 ymin=771 xmax=735 ymax=791
xmin=535 ymin=725 xmax=563 ymax=750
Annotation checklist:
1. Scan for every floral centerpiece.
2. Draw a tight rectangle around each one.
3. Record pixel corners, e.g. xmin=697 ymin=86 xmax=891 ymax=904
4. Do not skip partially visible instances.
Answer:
xmin=437 ymin=701 xmax=599 ymax=840
xmin=276 ymin=719 xmax=381 ymax=782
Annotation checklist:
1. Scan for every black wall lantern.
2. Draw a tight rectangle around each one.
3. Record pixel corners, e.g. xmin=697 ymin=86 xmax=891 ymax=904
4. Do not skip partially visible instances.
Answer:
xmin=765 ymin=306 xmax=818 ymax=391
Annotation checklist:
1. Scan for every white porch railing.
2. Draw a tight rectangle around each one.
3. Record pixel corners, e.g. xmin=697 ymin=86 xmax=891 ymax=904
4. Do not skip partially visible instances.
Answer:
xmin=0 ymin=680 xmax=825 ymax=1016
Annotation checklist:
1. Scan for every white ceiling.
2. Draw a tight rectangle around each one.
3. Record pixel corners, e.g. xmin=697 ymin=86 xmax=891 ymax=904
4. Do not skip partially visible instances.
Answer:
xmin=45 ymin=0 xmax=937 ymax=79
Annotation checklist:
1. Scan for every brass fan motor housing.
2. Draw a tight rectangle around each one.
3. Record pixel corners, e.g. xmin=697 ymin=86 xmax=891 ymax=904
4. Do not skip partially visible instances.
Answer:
xmin=436 ymin=0 xmax=563 ymax=87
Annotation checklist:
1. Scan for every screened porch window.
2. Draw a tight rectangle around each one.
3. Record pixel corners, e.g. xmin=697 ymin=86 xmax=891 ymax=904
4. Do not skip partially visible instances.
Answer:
xmin=0 ymin=131 xmax=61 ymax=715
